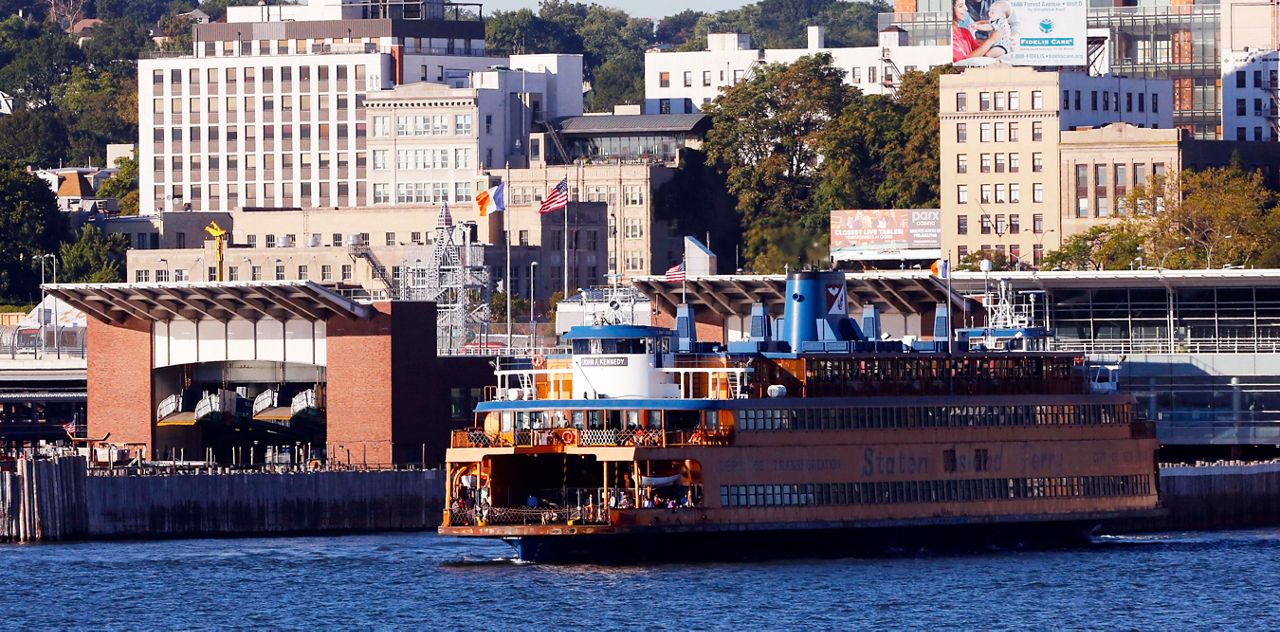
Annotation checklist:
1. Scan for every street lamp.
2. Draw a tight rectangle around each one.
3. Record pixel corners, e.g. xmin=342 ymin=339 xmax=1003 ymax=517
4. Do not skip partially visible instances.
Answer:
xmin=1032 ymin=228 xmax=1056 ymax=268
xmin=529 ymin=261 xmax=538 ymax=350
xmin=1159 ymin=246 xmax=1187 ymax=270
xmin=1206 ymin=234 xmax=1233 ymax=270
xmin=38 ymin=254 xmax=58 ymax=356
xmin=159 ymin=258 xmax=169 ymax=283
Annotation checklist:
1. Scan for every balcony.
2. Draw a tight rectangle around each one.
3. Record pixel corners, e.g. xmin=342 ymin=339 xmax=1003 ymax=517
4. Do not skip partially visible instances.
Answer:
xmin=450 ymin=426 xmax=732 ymax=449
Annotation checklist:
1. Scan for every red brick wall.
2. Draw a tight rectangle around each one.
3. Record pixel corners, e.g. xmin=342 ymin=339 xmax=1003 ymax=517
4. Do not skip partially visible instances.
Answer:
xmin=652 ymin=309 xmax=726 ymax=344
xmin=326 ymin=303 xmax=395 ymax=466
xmin=86 ymin=317 xmax=153 ymax=457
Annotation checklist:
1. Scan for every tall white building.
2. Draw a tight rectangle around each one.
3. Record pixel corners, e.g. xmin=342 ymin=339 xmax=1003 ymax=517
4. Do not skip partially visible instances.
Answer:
xmin=138 ymin=0 xmax=505 ymax=215
xmin=643 ymin=25 xmax=950 ymax=114
xmin=1222 ymin=49 xmax=1280 ymax=141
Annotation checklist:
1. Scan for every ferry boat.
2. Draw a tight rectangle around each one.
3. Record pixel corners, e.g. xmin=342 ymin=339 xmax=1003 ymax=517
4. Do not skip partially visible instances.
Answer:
xmin=440 ymin=271 xmax=1161 ymax=562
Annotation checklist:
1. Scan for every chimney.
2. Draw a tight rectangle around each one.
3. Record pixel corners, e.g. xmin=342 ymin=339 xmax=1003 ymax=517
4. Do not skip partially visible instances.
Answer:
xmin=807 ymin=25 xmax=826 ymax=49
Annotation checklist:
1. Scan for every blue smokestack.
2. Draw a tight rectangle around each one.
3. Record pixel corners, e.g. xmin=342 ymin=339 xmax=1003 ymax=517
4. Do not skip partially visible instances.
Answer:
xmin=781 ymin=271 xmax=864 ymax=351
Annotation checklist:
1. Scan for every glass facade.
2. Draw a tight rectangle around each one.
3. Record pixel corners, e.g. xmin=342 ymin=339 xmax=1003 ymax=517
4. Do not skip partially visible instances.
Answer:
xmin=883 ymin=1 xmax=1223 ymax=139
xmin=557 ymin=133 xmax=688 ymax=164
xmin=1090 ymin=2 xmax=1221 ymax=139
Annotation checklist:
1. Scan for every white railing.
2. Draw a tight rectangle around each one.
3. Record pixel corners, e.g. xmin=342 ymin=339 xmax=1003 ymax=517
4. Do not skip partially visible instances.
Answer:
xmin=1051 ymin=337 xmax=1280 ymax=355
xmin=661 ymin=366 xmax=750 ymax=400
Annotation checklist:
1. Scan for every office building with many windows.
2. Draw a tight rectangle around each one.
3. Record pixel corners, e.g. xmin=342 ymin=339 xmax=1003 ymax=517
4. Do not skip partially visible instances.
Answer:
xmin=138 ymin=0 xmax=503 ymax=215
xmin=939 ymin=66 xmax=1173 ymax=265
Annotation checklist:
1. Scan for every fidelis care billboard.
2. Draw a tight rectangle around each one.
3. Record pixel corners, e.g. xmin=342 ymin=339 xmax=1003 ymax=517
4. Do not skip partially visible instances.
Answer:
xmin=951 ymin=0 xmax=1087 ymax=67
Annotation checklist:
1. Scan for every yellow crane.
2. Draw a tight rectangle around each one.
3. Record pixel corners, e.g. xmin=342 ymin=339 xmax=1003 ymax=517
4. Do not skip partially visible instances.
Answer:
xmin=204 ymin=221 xmax=227 ymax=281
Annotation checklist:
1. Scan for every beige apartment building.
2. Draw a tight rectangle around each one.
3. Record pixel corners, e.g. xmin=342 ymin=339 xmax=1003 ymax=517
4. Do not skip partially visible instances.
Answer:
xmin=939 ymin=66 xmax=1173 ymax=266
xmin=1057 ymin=124 xmax=1181 ymax=245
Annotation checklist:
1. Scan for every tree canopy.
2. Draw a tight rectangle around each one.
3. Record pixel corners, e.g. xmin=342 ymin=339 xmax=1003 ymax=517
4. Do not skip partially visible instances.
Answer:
xmin=1042 ymin=166 xmax=1280 ymax=271
xmin=705 ymin=54 xmax=948 ymax=272
xmin=0 ymin=167 xmax=67 ymax=301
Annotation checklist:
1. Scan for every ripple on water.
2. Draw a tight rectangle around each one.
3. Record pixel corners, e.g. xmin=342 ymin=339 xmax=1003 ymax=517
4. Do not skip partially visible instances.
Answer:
xmin=5 ymin=529 xmax=1280 ymax=629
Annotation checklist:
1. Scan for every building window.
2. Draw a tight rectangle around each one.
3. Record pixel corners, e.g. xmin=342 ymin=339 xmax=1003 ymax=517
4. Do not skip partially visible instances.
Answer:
xmin=1009 ymin=122 xmax=1019 ymax=142
xmin=995 ymin=214 xmax=1007 ymax=233
xmin=683 ymin=71 xmax=692 ymax=87
xmin=1032 ymin=152 xmax=1043 ymax=173
xmin=980 ymin=214 xmax=992 ymax=234
xmin=1008 ymin=91 xmax=1019 ymax=110
xmin=1031 ymin=90 xmax=1043 ymax=110
xmin=956 ymin=154 xmax=967 ymax=173
xmin=958 ymin=245 xmax=969 ymax=259
xmin=703 ymin=70 xmax=711 ymax=86
xmin=1031 ymin=121 xmax=1043 ymax=142
xmin=275 ymin=264 xmax=285 ymax=280
xmin=321 ymin=265 xmax=332 ymax=281
xmin=994 ymin=91 xmax=1005 ymax=110
xmin=956 ymin=123 xmax=967 ymax=143
xmin=1075 ymin=164 xmax=1089 ymax=218
xmin=980 ymin=154 xmax=991 ymax=173
xmin=156 ymin=269 xmax=170 ymax=282
xmin=135 ymin=270 xmax=149 ymax=282
xmin=980 ymin=185 xmax=992 ymax=204
xmin=1094 ymin=163 xmax=1108 ymax=217
xmin=659 ymin=72 xmax=670 ymax=88
xmin=957 ymin=215 xmax=968 ymax=235
xmin=1032 ymin=183 xmax=1044 ymax=203
xmin=1009 ymin=214 xmax=1020 ymax=233
xmin=228 ymin=267 xmax=239 ymax=281
xmin=659 ymin=99 xmax=671 ymax=114
xmin=1010 ymin=184 xmax=1020 ymax=203
xmin=1033 ymin=214 xmax=1044 ymax=233
xmin=995 ymin=122 xmax=1006 ymax=142
xmin=341 ymin=264 xmax=353 ymax=281
xmin=979 ymin=92 xmax=991 ymax=110
xmin=1009 ymin=153 xmax=1019 ymax=173
xmin=297 ymin=265 xmax=308 ymax=280
xmin=957 ymin=184 xmax=968 ymax=204
xmin=251 ymin=266 xmax=262 ymax=281
xmin=979 ymin=122 xmax=991 ymax=142
xmin=995 ymin=184 xmax=1006 ymax=203
xmin=995 ymin=153 xmax=1006 ymax=173
xmin=956 ymin=92 xmax=967 ymax=112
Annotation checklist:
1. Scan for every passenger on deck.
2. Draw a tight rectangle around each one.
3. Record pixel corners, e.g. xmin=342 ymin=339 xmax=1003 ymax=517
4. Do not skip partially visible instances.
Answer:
xmin=527 ymin=494 xmax=538 ymax=508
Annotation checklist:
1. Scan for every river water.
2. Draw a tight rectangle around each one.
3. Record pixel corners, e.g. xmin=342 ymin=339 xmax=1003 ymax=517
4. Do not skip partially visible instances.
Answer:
xmin=3 ymin=529 xmax=1278 ymax=629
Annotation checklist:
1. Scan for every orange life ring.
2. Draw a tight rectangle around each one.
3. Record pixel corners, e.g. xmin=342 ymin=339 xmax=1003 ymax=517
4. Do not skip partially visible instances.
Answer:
xmin=532 ymin=354 xmax=546 ymax=368
xmin=559 ymin=428 xmax=576 ymax=445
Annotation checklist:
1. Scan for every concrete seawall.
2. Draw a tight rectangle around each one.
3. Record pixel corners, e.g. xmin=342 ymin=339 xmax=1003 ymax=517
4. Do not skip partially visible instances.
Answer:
xmin=1123 ymin=463 xmax=1280 ymax=532
xmin=2 ymin=457 xmax=444 ymax=542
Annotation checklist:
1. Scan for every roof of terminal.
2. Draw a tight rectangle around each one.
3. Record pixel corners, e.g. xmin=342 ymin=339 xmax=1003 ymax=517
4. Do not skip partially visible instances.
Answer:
xmin=631 ymin=272 xmax=971 ymax=316
xmin=632 ymin=269 xmax=1280 ymax=315
xmin=552 ymin=114 xmax=710 ymax=135
xmin=42 ymin=281 xmax=371 ymax=325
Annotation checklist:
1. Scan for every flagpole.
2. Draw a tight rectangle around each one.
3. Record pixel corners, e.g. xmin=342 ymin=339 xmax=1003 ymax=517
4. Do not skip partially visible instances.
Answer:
xmin=505 ymin=164 xmax=512 ymax=348
xmin=681 ymin=253 xmax=687 ymax=305
xmin=946 ymin=249 xmax=953 ymax=356
xmin=564 ymin=166 xmax=570 ymax=300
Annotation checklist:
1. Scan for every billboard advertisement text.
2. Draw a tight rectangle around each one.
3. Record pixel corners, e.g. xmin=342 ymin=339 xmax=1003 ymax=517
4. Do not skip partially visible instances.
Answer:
xmin=951 ymin=0 xmax=1086 ymax=67
xmin=830 ymin=209 xmax=942 ymax=252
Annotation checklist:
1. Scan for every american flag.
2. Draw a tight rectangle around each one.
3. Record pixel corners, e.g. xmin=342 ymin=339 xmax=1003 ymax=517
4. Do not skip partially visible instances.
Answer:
xmin=538 ymin=178 xmax=569 ymax=214
xmin=63 ymin=422 xmax=76 ymax=437
xmin=665 ymin=262 xmax=685 ymax=283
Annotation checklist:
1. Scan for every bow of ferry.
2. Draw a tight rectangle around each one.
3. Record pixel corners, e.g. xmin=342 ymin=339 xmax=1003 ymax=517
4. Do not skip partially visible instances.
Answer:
xmin=440 ymin=272 xmax=1161 ymax=562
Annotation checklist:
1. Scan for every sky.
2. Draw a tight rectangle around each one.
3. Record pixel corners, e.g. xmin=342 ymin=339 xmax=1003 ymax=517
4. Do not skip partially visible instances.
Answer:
xmin=478 ymin=0 xmax=751 ymax=22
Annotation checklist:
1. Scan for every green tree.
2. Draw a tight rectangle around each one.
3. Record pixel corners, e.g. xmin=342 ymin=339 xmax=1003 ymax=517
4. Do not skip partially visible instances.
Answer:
xmin=155 ymin=11 xmax=197 ymax=54
xmin=656 ymin=9 xmax=704 ymax=46
xmin=95 ymin=0 xmax=193 ymax=24
xmin=97 ymin=151 xmax=139 ymax=215
xmin=0 ymin=109 xmax=70 ymax=167
xmin=585 ymin=52 xmax=644 ymax=111
xmin=58 ymin=224 xmax=128 ymax=283
xmin=813 ymin=0 xmax=889 ymax=47
xmin=0 ymin=16 xmax=84 ymax=108
xmin=490 ymin=290 xmax=530 ymax=323
xmin=814 ymin=93 xmax=899 ymax=212
xmin=1137 ymin=167 xmax=1279 ymax=269
xmin=876 ymin=66 xmax=954 ymax=208
xmin=703 ymin=53 xmax=855 ymax=271
xmin=1041 ymin=224 xmax=1144 ymax=271
xmin=0 ymin=168 xmax=67 ymax=301
xmin=81 ymin=18 xmax=152 ymax=73
xmin=958 ymin=248 xmax=1012 ymax=272
xmin=54 ymin=67 xmax=138 ymax=165
xmin=484 ymin=9 xmax=581 ymax=56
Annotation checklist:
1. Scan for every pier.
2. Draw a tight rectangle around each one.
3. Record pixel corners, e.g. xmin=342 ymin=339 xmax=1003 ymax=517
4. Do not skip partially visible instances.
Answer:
xmin=1 ymin=456 xmax=443 ymax=543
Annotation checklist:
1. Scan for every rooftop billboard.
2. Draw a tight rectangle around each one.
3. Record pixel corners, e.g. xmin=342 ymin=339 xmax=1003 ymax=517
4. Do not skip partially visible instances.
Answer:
xmin=951 ymin=0 xmax=1087 ymax=67
xmin=830 ymin=209 xmax=941 ymax=261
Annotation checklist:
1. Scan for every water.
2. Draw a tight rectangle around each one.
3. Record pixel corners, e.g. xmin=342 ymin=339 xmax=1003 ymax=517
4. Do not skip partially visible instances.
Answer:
xmin=3 ymin=529 xmax=1279 ymax=629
